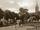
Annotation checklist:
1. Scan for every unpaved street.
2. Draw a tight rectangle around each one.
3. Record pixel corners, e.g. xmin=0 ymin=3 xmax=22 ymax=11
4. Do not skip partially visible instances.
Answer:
xmin=0 ymin=25 xmax=35 ymax=30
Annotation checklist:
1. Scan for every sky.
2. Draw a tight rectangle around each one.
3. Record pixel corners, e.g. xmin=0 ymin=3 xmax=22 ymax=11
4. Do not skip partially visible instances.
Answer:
xmin=0 ymin=0 xmax=40 ymax=13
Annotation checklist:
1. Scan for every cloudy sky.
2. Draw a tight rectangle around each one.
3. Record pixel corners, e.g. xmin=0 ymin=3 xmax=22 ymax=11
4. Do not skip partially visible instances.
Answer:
xmin=0 ymin=0 xmax=40 ymax=13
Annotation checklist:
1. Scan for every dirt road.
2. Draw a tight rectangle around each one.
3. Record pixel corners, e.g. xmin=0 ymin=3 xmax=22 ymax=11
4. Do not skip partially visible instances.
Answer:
xmin=0 ymin=25 xmax=35 ymax=30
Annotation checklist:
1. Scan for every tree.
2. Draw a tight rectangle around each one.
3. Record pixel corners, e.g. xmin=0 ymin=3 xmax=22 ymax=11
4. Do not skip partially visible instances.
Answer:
xmin=19 ymin=8 xmax=28 ymax=16
xmin=0 ymin=8 xmax=4 ymax=19
xmin=28 ymin=13 xmax=40 ymax=22
xmin=19 ymin=7 xmax=29 ymax=25
xmin=4 ymin=10 xmax=11 ymax=20
xmin=4 ymin=10 xmax=20 ymax=25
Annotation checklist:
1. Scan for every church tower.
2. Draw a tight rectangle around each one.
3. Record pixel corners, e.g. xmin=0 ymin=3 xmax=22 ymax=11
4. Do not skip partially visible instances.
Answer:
xmin=35 ymin=0 xmax=39 ymax=13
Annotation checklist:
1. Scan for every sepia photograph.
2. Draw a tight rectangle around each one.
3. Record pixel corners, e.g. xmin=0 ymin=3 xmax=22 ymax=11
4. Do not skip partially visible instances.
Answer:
xmin=0 ymin=0 xmax=40 ymax=30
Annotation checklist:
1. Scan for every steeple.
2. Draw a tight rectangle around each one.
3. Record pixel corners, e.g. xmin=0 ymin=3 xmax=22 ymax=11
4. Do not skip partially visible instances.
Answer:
xmin=35 ymin=0 xmax=39 ymax=13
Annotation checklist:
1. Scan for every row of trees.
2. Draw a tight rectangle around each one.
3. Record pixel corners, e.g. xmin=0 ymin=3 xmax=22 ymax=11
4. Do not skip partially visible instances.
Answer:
xmin=0 ymin=8 xmax=40 ymax=26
